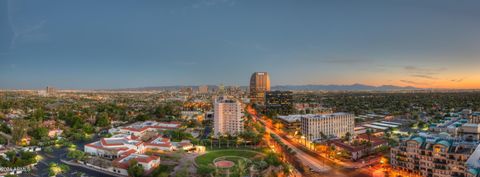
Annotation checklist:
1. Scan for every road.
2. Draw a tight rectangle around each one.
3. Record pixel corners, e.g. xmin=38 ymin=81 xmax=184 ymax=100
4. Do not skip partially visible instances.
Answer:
xmin=247 ymin=107 xmax=372 ymax=177
xmin=264 ymin=121 xmax=331 ymax=172
xmin=24 ymin=135 xmax=118 ymax=177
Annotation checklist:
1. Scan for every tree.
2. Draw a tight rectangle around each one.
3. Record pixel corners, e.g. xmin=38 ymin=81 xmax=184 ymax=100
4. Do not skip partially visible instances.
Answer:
xmin=95 ymin=112 xmax=110 ymax=127
xmin=320 ymin=132 xmax=327 ymax=140
xmin=344 ymin=132 xmax=352 ymax=142
xmin=67 ymin=150 xmax=85 ymax=161
xmin=365 ymin=129 xmax=374 ymax=156
xmin=264 ymin=152 xmax=282 ymax=167
xmin=135 ymin=114 xmax=150 ymax=122
xmin=44 ymin=146 xmax=54 ymax=154
xmin=0 ymin=123 xmax=11 ymax=134
xmin=48 ymin=162 xmax=69 ymax=176
xmin=30 ymin=127 xmax=48 ymax=140
xmin=127 ymin=160 xmax=144 ymax=177
xmin=150 ymin=165 xmax=173 ymax=177
xmin=11 ymin=119 xmax=29 ymax=144
xmin=235 ymin=159 xmax=247 ymax=177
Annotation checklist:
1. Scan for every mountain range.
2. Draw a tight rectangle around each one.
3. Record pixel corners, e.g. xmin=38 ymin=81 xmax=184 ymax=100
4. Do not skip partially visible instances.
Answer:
xmin=271 ymin=84 xmax=419 ymax=91
xmin=107 ymin=84 xmax=420 ymax=91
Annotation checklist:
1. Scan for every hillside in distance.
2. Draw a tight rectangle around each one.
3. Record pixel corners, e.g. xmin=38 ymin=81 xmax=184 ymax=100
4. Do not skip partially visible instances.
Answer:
xmin=272 ymin=84 xmax=419 ymax=91
xmin=107 ymin=84 xmax=419 ymax=91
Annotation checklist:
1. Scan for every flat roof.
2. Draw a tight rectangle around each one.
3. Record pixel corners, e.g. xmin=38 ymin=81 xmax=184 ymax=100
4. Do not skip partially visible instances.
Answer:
xmin=371 ymin=122 xmax=398 ymax=128
xmin=278 ymin=115 xmax=302 ymax=122
xmin=363 ymin=124 xmax=388 ymax=130
xmin=380 ymin=121 xmax=403 ymax=126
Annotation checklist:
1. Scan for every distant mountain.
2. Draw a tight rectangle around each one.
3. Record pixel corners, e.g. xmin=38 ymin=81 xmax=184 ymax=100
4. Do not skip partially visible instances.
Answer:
xmin=105 ymin=84 xmax=419 ymax=92
xmin=105 ymin=86 xmax=203 ymax=91
xmin=272 ymin=84 xmax=419 ymax=91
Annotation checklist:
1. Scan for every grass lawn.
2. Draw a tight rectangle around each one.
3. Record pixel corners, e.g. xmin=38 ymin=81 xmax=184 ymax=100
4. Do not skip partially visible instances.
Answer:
xmin=195 ymin=150 xmax=262 ymax=166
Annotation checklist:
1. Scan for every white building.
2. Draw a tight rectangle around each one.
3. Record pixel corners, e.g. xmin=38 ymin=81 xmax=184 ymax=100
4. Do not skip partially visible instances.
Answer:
xmin=110 ymin=121 xmax=181 ymax=137
xmin=112 ymin=153 xmax=161 ymax=175
xmin=214 ymin=96 xmax=243 ymax=136
xmin=301 ymin=113 xmax=355 ymax=141
xmin=144 ymin=135 xmax=175 ymax=152
xmin=84 ymin=134 xmax=144 ymax=159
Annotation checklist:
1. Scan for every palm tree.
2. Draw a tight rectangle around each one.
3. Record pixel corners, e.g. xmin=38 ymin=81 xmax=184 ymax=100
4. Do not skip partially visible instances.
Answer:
xmin=309 ymin=134 xmax=313 ymax=150
xmin=345 ymin=132 xmax=352 ymax=142
xmin=217 ymin=133 xmax=222 ymax=148
xmin=365 ymin=129 xmax=373 ymax=156
xmin=210 ymin=135 xmax=213 ymax=149
xmin=235 ymin=136 xmax=240 ymax=148
xmin=320 ymin=132 xmax=327 ymax=141
xmin=235 ymin=159 xmax=247 ymax=177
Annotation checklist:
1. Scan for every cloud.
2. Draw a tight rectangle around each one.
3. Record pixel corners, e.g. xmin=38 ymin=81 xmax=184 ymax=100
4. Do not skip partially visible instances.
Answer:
xmin=411 ymin=74 xmax=438 ymax=80
xmin=404 ymin=65 xmax=447 ymax=74
xmin=403 ymin=65 xmax=447 ymax=81
xmin=316 ymin=56 xmax=370 ymax=64
xmin=400 ymin=80 xmax=430 ymax=85
xmin=6 ymin=0 xmax=48 ymax=49
xmin=451 ymin=77 xmax=467 ymax=83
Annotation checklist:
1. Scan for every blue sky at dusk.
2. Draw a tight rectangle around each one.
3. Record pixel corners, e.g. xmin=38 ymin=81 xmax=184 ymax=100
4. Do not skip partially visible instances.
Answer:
xmin=1 ymin=0 xmax=480 ymax=89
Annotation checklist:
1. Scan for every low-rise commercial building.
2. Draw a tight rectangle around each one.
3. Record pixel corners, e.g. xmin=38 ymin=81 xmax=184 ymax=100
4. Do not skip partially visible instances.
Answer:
xmin=109 ymin=121 xmax=181 ymax=137
xmin=330 ymin=134 xmax=387 ymax=160
xmin=277 ymin=115 xmax=302 ymax=134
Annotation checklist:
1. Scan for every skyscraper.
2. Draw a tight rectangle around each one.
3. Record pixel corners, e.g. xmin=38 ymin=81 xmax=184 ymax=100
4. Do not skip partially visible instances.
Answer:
xmin=249 ymin=72 xmax=270 ymax=104
xmin=214 ymin=96 xmax=243 ymax=137
xmin=46 ymin=86 xmax=57 ymax=96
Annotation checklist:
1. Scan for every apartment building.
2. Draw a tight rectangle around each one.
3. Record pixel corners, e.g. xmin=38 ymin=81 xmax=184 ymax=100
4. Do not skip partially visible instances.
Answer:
xmin=391 ymin=135 xmax=479 ymax=177
xmin=214 ymin=96 xmax=244 ymax=136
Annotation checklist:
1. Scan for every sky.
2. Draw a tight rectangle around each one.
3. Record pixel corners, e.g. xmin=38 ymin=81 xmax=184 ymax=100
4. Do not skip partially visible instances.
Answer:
xmin=1 ymin=0 xmax=480 ymax=89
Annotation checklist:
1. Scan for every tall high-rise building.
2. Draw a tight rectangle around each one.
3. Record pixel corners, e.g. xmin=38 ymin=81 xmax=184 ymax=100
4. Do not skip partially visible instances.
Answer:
xmin=214 ymin=96 xmax=243 ymax=137
xmin=198 ymin=85 xmax=208 ymax=94
xmin=249 ymin=72 xmax=270 ymax=104
xmin=46 ymin=86 xmax=56 ymax=96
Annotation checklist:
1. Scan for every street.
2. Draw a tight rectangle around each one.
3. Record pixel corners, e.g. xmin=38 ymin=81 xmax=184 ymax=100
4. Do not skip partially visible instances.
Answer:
xmin=248 ymin=107 xmax=373 ymax=177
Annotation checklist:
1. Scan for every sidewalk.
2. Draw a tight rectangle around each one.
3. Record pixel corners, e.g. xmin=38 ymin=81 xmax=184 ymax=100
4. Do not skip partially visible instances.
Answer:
xmin=60 ymin=160 xmax=125 ymax=177
xmin=285 ymin=134 xmax=380 ymax=169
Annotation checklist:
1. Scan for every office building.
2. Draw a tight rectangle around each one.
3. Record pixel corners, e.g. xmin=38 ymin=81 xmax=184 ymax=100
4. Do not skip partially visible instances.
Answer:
xmin=265 ymin=91 xmax=294 ymax=115
xmin=46 ymin=86 xmax=56 ymax=96
xmin=249 ymin=72 xmax=270 ymax=104
xmin=214 ymin=96 xmax=243 ymax=136
xmin=301 ymin=113 xmax=355 ymax=141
